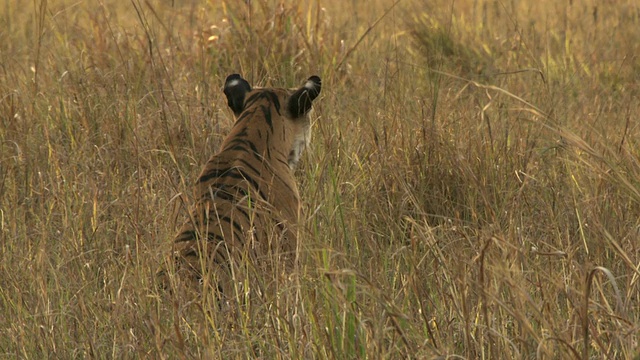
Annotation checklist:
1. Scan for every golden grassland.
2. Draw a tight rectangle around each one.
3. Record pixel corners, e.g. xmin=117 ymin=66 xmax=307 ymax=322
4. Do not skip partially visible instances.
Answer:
xmin=1 ymin=0 xmax=639 ymax=358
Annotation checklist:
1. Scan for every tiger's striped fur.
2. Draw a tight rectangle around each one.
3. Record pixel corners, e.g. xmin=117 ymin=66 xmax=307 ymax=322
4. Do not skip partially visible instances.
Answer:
xmin=160 ymin=74 xmax=321 ymax=297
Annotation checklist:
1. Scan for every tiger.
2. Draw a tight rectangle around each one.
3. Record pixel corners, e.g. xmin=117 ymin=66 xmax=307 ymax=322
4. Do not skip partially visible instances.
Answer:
xmin=159 ymin=74 xmax=322 ymax=300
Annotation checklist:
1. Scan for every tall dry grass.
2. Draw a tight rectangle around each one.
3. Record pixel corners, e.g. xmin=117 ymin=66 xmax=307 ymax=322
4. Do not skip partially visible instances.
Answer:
xmin=1 ymin=0 xmax=638 ymax=358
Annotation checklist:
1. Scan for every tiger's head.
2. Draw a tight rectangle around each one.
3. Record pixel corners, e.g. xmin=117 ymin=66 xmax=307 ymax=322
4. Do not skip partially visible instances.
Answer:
xmin=223 ymin=74 xmax=322 ymax=169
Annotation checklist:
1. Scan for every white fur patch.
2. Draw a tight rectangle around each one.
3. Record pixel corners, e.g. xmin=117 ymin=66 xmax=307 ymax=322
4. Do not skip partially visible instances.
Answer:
xmin=288 ymin=126 xmax=311 ymax=169
xmin=227 ymin=79 xmax=241 ymax=87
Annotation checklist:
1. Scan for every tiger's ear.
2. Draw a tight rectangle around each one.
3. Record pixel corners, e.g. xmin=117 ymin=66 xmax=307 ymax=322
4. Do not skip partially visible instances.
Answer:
xmin=287 ymin=76 xmax=321 ymax=118
xmin=223 ymin=74 xmax=252 ymax=116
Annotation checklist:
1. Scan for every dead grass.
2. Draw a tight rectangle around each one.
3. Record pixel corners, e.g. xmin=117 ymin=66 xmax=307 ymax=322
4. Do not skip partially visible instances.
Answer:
xmin=1 ymin=0 xmax=638 ymax=358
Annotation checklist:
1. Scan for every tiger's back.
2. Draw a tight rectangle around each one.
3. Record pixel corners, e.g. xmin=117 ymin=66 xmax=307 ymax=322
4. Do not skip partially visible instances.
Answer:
xmin=161 ymin=74 xmax=321 ymax=297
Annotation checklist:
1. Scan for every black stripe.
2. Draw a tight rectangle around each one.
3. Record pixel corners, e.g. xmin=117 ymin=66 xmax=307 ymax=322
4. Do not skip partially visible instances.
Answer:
xmin=235 ymin=108 xmax=257 ymax=123
xmin=180 ymin=245 xmax=229 ymax=266
xmin=199 ymin=168 xmax=241 ymax=184
xmin=206 ymin=232 xmax=225 ymax=242
xmin=175 ymin=230 xmax=225 ymax=243
xmin=211 ymin=244 xmax=230 ymax=266
xmin=209 ymin=189 xmax=235 ymax=201
xmin=198 ymin=167 xmax=245 ymax=184
xmin=222 ymin=138 xmax=259 ymax=154
xmin=198 ymin=168 xmax=268 ymax=205
xmin=181 ymin=249 xmax=198 ymax=258
xmin=220 ymin=216 xmax=244 ymax=239
xmin=236 ymin=158 xmax=262 ymax=176
xmin=198 ymin=167 xmax=237 ymax=183
xmin=244 ymin=91 xmax=281 ymax=114
xmin=212 ymin=184 xmax=250 ymax=200
xmin=233 ymin=206 xmax=251 ymax=222
xmin=235 ymin=126 xmax=249 ymax=138
xmin=175 ymin=230 xmax=197 ymax=242
xmin=238 ymin=171 xmax=268 ymax=201
xmin=260 ymin=105 xmax=273 ymax=132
